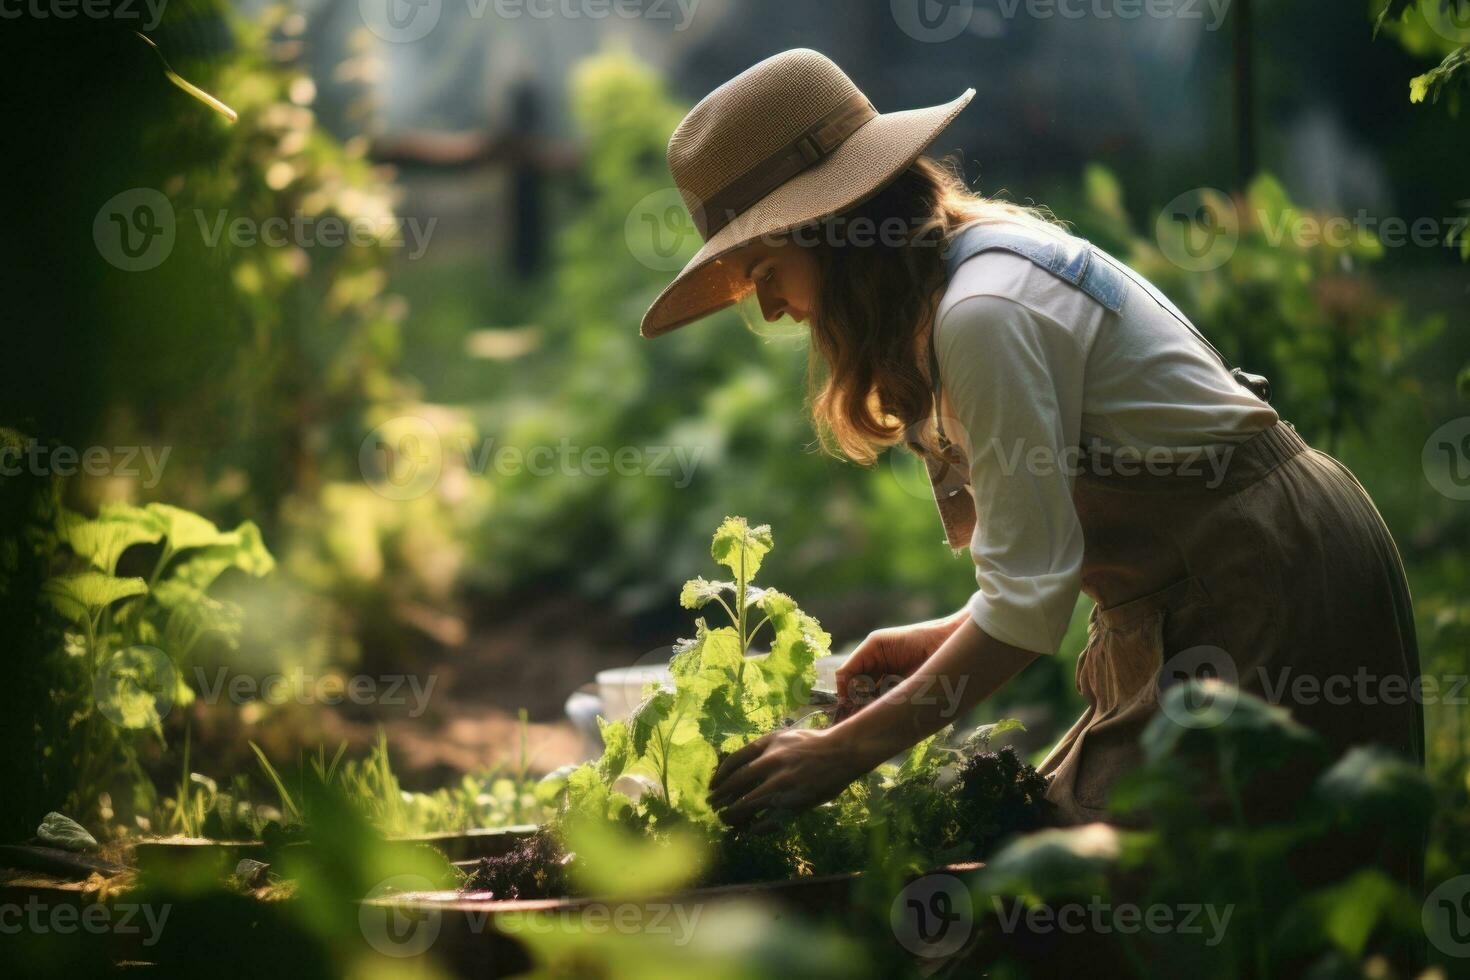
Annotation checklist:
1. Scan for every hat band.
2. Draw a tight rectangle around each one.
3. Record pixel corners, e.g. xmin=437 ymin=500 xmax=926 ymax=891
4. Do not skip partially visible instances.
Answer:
xmin=691 ymin=91 xmax=877 ymax=239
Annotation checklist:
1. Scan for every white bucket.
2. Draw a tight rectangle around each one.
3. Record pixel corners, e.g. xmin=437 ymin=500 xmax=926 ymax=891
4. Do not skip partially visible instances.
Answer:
xmin=594 ymin=664 xmax=674 ymax=721
xmin=594 ymin=651 xmax=851 ymax=723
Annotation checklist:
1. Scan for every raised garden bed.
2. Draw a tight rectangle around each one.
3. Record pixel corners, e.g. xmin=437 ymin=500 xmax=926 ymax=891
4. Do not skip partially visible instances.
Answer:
xmin=131 ymin=824 xmax=541 ymax=880
xmin=360 ymin=860 xmax=989 ymax=977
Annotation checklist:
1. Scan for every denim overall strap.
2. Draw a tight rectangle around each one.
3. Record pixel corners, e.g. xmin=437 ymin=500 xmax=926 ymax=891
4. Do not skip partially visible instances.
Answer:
xmin=930 ymin=224 xmax=1245 ymax=418
xmin=921 ymin=222 xmax=1237 ymax=551
xmin=927 ymin=225 xmax=1127 ymax=453
xmin=941 ymin=223 xmax=1127 ymax=312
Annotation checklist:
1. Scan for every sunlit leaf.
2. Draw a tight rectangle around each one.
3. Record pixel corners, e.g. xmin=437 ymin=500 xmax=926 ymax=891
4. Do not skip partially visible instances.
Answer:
xmin=42 ymin=573 xmax=147 ymax=623
xmin=710 ymin=516 xmax=773 ymax=581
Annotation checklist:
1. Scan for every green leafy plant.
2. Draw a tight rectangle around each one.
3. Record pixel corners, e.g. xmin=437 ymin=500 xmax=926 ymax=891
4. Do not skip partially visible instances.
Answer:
xmin=227 ymin=726 xmax=557 ymax=841
xmin=972 ymin=682 xmax=1432 ymax=977
xmin=468 ymin=518 xmax=1049 ymax=900
xmin=37 ymin=498 xmax=275 ymax=829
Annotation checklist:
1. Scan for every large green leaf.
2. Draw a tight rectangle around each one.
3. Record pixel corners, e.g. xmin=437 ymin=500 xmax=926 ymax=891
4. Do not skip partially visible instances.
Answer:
xmin=166 ymin=519 xmax=276 ymax=592
xmin=562 ymin=818 xmax=708 ymax=897
xmin=669 ymin=621 xmax=744 ymax=684
xmin=630 ymin=689 xmax=675 ymax=759
xmin=678 ymin=576 xmax=734 ymax=610
xmin=1297 ymin=870 xmax=1415 ymax=959
xmin=59 ymin=505 xmax=165 ymax=574
xmin=37 ymin=812 xmax=98 ymax=852
xmin=977 ymin=822 xmax=1122 ymax=899
xmin=596 ymin=716 xmax=633 ymax=785
xmin=710 ymin=516 xmax=773 ymax=581
xmin=42 ymin=573 xmax=148 ymax=623
xmin=1142 ymin=681 xmax=1322 ymax=768
xmin=562 ymin=763 xmax=613 ymax=825
xmin=660 ymin=735 xmax=718 ymax=815
xmin=147 ymin=503 xmax=233 ymax=552
xmin=697 ymin=685 xmax=760 ymax=753
xmin=1314 ymin=745 xmax=1434 ymax=837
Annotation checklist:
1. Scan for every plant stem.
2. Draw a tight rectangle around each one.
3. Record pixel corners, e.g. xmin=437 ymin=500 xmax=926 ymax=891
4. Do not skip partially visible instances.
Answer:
xmin=745 ymin=616 xmax=771 ymax=652
xmin=1221 ymin=742 xmax=1270 ymax=980
xmin=713 ymin=596 xmax=738 ymax=629
xmin=734 ymin=548 xmax=748 ymax=703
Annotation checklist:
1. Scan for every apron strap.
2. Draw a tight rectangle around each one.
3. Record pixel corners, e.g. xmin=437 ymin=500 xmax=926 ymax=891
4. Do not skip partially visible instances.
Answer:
xmin=920 ymin=221 xmax=1272 ymax=550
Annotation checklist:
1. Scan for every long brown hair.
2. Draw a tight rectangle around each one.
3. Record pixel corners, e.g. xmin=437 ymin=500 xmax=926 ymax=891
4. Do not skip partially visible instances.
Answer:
xmin=796 ymin=156 xmax=1062 ymax=465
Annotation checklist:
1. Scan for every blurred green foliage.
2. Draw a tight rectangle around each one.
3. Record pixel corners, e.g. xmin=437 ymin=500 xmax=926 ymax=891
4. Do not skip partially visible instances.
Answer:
xmin=1375 ymin=0 xmax=1470 ymax=109
xmin=974 ymin=683 xmax=1433 ymax=976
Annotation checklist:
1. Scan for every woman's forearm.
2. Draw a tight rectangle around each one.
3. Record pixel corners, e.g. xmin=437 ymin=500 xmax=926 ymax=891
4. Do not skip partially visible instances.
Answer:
xmin=832 ymin=616 xmax=1040 ymax=770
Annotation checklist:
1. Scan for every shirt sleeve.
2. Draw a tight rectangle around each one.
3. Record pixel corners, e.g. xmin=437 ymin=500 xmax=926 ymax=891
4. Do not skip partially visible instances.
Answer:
xmin=934 ymin=293 xmax=1087 ymax=655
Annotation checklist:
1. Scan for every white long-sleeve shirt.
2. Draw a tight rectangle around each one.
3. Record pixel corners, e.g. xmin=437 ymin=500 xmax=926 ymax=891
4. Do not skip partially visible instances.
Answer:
xmin=934 ymin=245 xmax=1278 ymax=655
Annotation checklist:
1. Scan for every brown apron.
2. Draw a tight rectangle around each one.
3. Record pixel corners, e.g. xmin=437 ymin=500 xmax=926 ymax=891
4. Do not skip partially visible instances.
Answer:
xmin=922 ymin=234 xmax=1424 ymax=829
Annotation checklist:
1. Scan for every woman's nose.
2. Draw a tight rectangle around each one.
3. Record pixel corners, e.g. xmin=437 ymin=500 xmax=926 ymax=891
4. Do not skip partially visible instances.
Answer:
xmin=757 ymin=288 xmax=786 ymax=323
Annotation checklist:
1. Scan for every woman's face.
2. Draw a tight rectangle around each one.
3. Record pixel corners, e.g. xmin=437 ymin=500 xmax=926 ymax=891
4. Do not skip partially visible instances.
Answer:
xmin=728 ymin=238 xmax=819 ymax=325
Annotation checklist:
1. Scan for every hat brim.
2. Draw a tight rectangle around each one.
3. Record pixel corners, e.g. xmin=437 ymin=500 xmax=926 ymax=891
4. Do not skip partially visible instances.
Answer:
xmin=640 ymin=88 xmax=975 ymax=339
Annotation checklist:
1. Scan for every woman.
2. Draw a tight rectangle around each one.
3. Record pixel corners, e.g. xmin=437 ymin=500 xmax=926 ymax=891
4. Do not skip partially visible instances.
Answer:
xmin=643 ymin=50 xmax=1422 ymax=840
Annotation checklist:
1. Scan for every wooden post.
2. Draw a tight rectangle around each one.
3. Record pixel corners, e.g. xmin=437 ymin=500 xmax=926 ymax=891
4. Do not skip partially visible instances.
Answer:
xmin=1232 ymin=0 xmax=1256 ymax=188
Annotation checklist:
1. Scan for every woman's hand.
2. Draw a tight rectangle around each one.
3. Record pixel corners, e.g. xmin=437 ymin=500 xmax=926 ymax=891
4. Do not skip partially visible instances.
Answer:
xmin=835 ymin=611 xmax=969 ymax=712
xmin=707 ymin=727 xmax=863 ymax=833
xmin=707 ymin=617 xmax=1040 ymax=832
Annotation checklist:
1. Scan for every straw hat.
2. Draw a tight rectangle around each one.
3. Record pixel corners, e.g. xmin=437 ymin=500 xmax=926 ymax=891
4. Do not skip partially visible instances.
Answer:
xmin=640 ymin=48 xmax=975 ymax=338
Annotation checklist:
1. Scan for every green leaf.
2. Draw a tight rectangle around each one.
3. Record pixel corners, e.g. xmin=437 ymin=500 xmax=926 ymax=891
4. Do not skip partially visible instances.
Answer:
xmin=630 ymin=689 xmax=675 ymax=759
xmin=562 ymin=819 xmax=708 ymax=897
xmin=178 ymin=520 xmax=275 ymax=581
xmin=1301 ymin=870 xmax=1413 ymax=958
xmin=669 ymin=622 xmax=744 ymax=683
xmin=147 ymin=503 xmax=233 ymax=552
xmin=37 ymin=812 xmax=98 ymax=851
xmin=758 ymin=627 xmax=817 ymax=715
xmin=1142 ymin=681 xmax=1321 ymax=767
xmin=1410 ymin=71 xmax=1431 ymax=103
xmin=896 ymin=732 xmax=949 ymax=783
xmin=60 ymin=505 xmax=164 ymax=574
xmin=961 ymin=718 xmax=1026 ymax=753
xmin=1314 ymin=745 xmax=1434 ymax=838
xmin=563 ymin=763 xmax=612 ymax=824
xmin=596 ymin=716 xmax=633 ymax=785
xmin=710 ymin=516 xmax=773 ymax=581
xmin=697 ymin=685 xmax=759 ymax=753
xmin=977 ymin=823 xmax=1122 ymax=899
xmin=42 ymin=573 xmax=148 ymax=623
xmin=659 ymin=736 xmax=718 ymax=815
xmin=678 ymin=576 xmax=733 ymax=610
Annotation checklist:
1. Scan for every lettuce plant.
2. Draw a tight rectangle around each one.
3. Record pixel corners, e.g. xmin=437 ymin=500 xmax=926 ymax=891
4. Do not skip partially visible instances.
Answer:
xmin=470 ymin=518 xmax=1049 ymax=899
xmin=563 ymin=517 xmax=831 ymax=826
